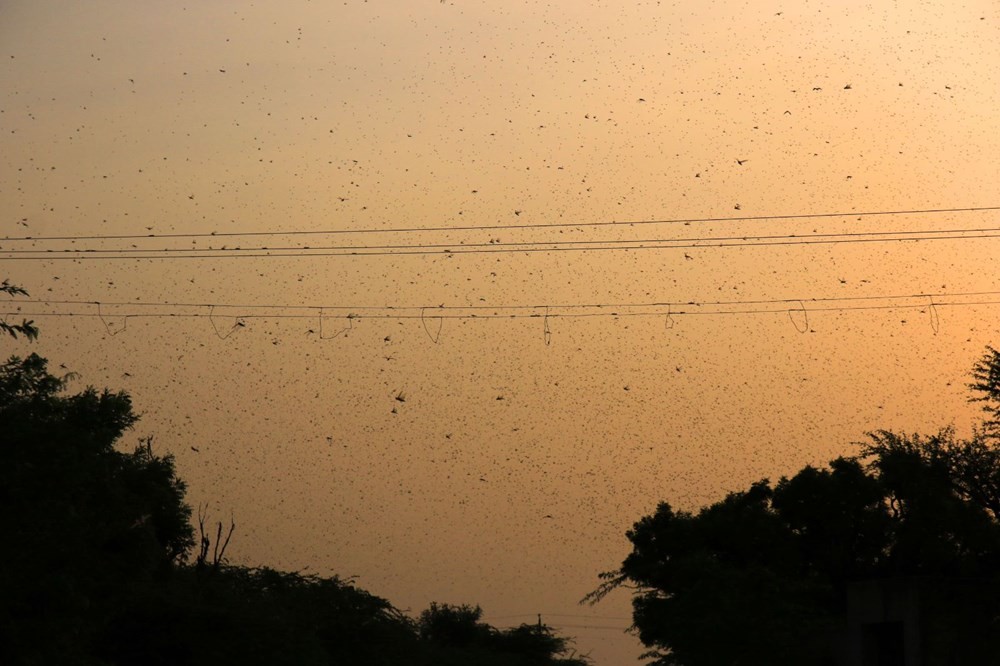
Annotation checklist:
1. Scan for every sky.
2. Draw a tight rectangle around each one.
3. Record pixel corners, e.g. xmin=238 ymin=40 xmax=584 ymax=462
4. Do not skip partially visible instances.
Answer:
xmin=3 ymin=0 xmax=999 ymax=662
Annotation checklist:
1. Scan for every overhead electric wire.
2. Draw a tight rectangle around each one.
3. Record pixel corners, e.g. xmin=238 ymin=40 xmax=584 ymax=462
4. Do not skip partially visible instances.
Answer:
xmin=17 ymin=290 xmax=996 ymax=312
xmin=6 ymin=228 xmax=1000 ymax=260
xmin=542 ymin=623 xmax=631 ymax=632
xmin=4 ymin=290 xmax=997 ymax=322
xmin=5 ymin=301 xmax=985 ymax=320
xmin=5 ymin=225 xmax=1000 ymax=256
xmin=488 ymin=613 xmax=631 ymax=621
xmin=3 ymin=204 xmax=999 ymax=243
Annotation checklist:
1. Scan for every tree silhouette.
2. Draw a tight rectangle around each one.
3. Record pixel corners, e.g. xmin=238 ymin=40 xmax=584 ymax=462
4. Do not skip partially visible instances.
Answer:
xmin=1 ymin=339 xmax=587 ymax=665
xmin=589 ymin=347 xmax=1000 ymax=666
xmin=418 ymin=603 xmax=590 ymax=666
xmin=95 ymin=565 xmax=421 ymax=666
xmin=0 ymin=353 xmax=194 ymax=664
xmin=969 ymin=345 xmax=1000 ymax=441
xmin=0 ymin=280 xmax=38 ymax=340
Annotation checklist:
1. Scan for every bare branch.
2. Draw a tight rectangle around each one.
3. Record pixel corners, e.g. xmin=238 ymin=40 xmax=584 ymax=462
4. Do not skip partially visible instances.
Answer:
xmin=214 ymin=513 xmax=236 ymax=569
xmin=195 ymin=503 xmax=211 ymax=569
xmin=194 ymin=503 xmax=236 ymax=571
xmin=580 ymin=570 xmax=627 ymax=606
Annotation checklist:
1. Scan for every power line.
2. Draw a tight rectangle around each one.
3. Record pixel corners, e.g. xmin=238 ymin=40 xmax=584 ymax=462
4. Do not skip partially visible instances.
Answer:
xmin=493 ymin=622 xmax=633 ymax=634
xmin=544 ymin=623 xmax=631 ymax=632
xmin=490 ymin=615 xmax=633 ymax=633
xmin=489 ymin=612 xmax=631 ymax=621
xmin=6 ymin=228 xmax=1000 ymax=260
xmin=5 ymin=225 xmax=1000 ymax=255
xmin=4 ymin=290 xmax=996 ymax=322
xmin=3 ymin=302 xmax=978 ymax=321
xmin=4 ymin=205 xmax=998 ymax=243
xmin=18 ymin=290 xmax=997 ymax=311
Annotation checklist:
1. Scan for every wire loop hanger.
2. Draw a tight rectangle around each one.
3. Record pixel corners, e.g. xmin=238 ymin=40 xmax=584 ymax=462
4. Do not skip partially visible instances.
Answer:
xmin=928 ymin=295 xmax=940 ymax=335
xmin=96 ymin=302 xmax=128 ymax=336
xmin=788 ymin=300 xmax=809 ymax=334
xmin=319 ymin=309 xmax=354 ymax=339
xmin=208 ymin=305 xmax=245 ymax=339
xmin=421 ymin=307 xmax=442 ymax=344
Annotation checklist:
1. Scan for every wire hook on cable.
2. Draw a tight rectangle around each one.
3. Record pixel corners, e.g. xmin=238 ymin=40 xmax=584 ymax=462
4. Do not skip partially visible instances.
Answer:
xmin=96 ymin=302 xmax=128 ymax=336
xmin=421 ymin=307 xmax=442 ymax=344
xmin=208 ymin=305 xmax=244 ymax=340
xmin=928 ymin=295 xmax=940 ymax=335
xmin=319 ymin=309 xmax=354 ymax=339
xmin=788 ymin=300 xmax=809 ymax=334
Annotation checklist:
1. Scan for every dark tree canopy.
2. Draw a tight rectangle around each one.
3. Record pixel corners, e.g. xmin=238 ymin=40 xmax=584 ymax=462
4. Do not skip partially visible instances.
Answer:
xmin=970 ymin=345 xmax=1000 ymax=440
xmin=0 ymin=353 xmax=194 ymax=664
xmin=590 ymin=348 xmax=1000 ymax=666
xmin=0 ymin=280 xmax=38 ymax=340
xmin=418 ymin=603 xmax=590 ymax=666
xmin=1 ymin=346 xmax=588 ymax=666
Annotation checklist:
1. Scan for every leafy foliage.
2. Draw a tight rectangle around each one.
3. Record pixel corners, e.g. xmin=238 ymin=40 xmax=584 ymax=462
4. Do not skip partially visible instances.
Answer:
xmin=1 ymin=349 xmax=587 ymax=665
xmin=0 ymin=353 xmax=194 ymax=664
xmin=970 ymin=345 xmax=1000 ymax=438
xmin=95 ymin=565 xmax=420 ymax=666
xmin=591 ymin=347 xmax=1000 ymax=666
xmin=418 ymin=603 xmax=590 ymax=666
xmin=0 ymin=280 xmax=38 ymax=340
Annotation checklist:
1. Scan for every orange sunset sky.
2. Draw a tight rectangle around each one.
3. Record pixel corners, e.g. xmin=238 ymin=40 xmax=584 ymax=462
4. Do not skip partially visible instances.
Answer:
xmin=3 ymin=1 xmax=999 ymax=662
